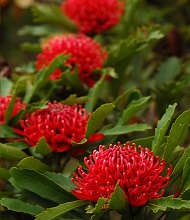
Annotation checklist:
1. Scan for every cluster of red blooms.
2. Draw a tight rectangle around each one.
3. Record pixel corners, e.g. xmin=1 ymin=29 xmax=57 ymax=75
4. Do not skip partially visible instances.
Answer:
xmin=36 ymin=34 xmax=107 ymax=87
xmin=0 ymin=95 xmax=26 ymax=124
xmin=72 ymin=142 xmax=172 ymax=206
xmin=61 ymin=0 xmax=124 ymax=35
xmin=14 ymin=101 xmax=90 ymax=152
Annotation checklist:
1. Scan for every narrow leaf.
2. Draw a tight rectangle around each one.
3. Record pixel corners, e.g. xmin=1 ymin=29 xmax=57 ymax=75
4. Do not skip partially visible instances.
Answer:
xmin=0 ymin=124 xmax=22 ymax=138
xmin=60 ymin=94 xmax=90 ymax=106
xmin=0 ymin=198 xmax=43 ymax=215
xmin=35 ymin=200 xmax=87 ymax=220
xmin=0 ymin=143 xmax=27 ymax=161
xmin=118 ymin=96 xmax=150 ymax=125
xmin=10 ymin=168 xmax=75 ymax=204
xmin=102 ymin=123 xmax=151 ymax=135
xmin=180 ymin=158 xmax=190 ymax=196
xmin=149 ymin=196 xmax=190 ymax=213
xmin=90 ymin=197 xmax=107 ymax=220
xmin=152 ymin=103 xmax=177 ymax=155
xmin=163 ymin=109 xmax=190 ymax=161
xmin=85 ymin=103 xmax=115 ymax=139
xmin=85 ymin=73 xmax=106 ymax=112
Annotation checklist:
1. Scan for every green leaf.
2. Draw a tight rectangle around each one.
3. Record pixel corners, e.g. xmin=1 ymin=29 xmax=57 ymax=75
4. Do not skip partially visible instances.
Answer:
xmin=44 ymin=172 xmax=75 ymax=191
xmin=10 ymin=168 xmax=75 ymax=204
xmin=102 ymin=123 xmax=151 ymax=135
xmin=90 ymin=197 xmax=108 ymax=220
xmin=85 ymin=103 xmax=115 ymax=139
xmin=35 ymin=200 xmax=88 ymax=220
xmin=6 ymin=141 xmax=30 ymax=149
xmin=106 ymin=25 xmax=164 ymax=66
xmin=85 ymin=73 xmax=107 ymax=113
xmin=112 ymin=87 xmax=138 ymax=109
xmin=0 ymin=124 xmax=22 ymax=138
xmin=0 ymin=143 xmax=27 ymax=161
xmin=118 ymin=96 xmax=150 ymax=125
xmin=20 ymin=42 xmax=41 ymax=52
xmin=4 ymin=80 xmax=22 ymax=124
xmin=35 ymin=137 xmax=52 ymax=155
xmin=163 ymin=109 xmax=190 ymax=161
xmin=24 ymin=53 xmax=68 ymax=103
xmin=0 ymin=77 xmax=13 ymax=96
xmin=60 ymin=94 xmax=90 ymax=106
xmin=0 ymin=198 xmax=43 ymax=216
xmin=152 ymin=103 xmax=177 ymax=156
xmin=180 ymin=158 xmax=190 ymax=197
xmin=109 ymin=184 xmax=131 ymax=218
xmin=18 ymin=156 xmax=50 ymax=172
xmin=0 ymin=168 xmax=10 ymax=179
xmin=171 ymin=146 xmax=190 ymax=179
xmin=148 ymin=196 xmax=190 ymax=213
xmin=32 ymin=3 xmax=77 ymax=32
xmin=155 ymin=57 xmax=181 ymax=84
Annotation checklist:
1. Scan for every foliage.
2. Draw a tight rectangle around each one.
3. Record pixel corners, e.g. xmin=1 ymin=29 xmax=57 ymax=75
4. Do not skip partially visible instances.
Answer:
xmin=1 ymin=0 xmax=190 ymax=220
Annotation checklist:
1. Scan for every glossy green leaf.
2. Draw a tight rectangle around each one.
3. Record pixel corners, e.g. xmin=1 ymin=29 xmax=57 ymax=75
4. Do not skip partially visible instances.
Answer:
xmin=118 ymin=96 xmax=150 ymax=125
xmin=85 ymin=103 xmax=115 ymax=139
xmin=149 ymin=196 xmax=190 ymax=213
xmin=85 ymin=73 xmax=107 ymax=113
xmin=0 ymin=124 xmax=22 ymax=138
xmin=35 ymin=137 xmax=52 ymax=155
xmin=32 ymin=3 xmax=77 ymax=32
xmin=0 ymin=198 xmax=43 ymax=215
xmin=0 ymin=77 xmax=13 ymax=96
xmin=130 ymin=136 xmax=155 ymax=150
xmin=44 ymin=171 xmax=75 ymax=190
xmin=60 ymin=94 xmax=90 ymax=106
xmin=6 ymin=141 xmax=30 ymax=149
xmin=109 ymin=184 xmax=131 ymax=218
xmin=0 ymin=168 xmax=10 ymax=179
xmin=35 ymin=200 xmax=88 ymax=220
xmin=102 ymin=123 xmax=151 ymax=135
xmin=18 ymin=156 xmax=50 ymax=172
xmin=152 ymin=103 xmax=177 ymax=156
xmin=163 ymin=109 xmax=190 ymax=161
xmin=10 ymin=168 xmax=75 ymax=204
xmin=171 ymin=146 xmax=190 ymax=179
xmin=180 ymin=158 xmax=190 ymax=197
xmin=0 ymin=143 xmax=27 ymax=161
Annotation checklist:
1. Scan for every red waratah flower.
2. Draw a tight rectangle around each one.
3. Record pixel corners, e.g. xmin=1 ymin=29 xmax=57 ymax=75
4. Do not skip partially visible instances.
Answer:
xmin=72 ymin=142 xmax=172 ymax=206
xmin=36 ymin=34 xmax=107 ymax=87
xmin=14 ymin=102 xmax=90 ymax=152
xmin=0 ymin=95 xmax=26 ymax=124
xmin=61 ymin=0 xmax=124 ymax=35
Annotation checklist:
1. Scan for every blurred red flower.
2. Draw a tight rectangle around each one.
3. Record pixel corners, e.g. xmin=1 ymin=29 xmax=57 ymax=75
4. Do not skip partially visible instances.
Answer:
xmin=0 ymin=95 xmax=26 ymax=124
xmin=72 ymin=142 xmax=172 ymax=206
xmin=61 ymin=0 xmax=124 ymax=35
xmin=36 ymin=34 xmax=107 ymax=87
xmin=14 ymin=102 xmax=90 ymax=152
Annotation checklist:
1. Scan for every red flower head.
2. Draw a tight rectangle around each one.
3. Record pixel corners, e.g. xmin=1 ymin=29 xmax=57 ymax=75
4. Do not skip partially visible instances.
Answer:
xmin=36 ymin=34 xmax=107 ymax=87
xmin=15 ymin=102 xmax=90 ymax=152
xmin=72 ymin=142 xmax=172 ymax=206
xmin=61 ymin=0 xmax=124 ymax=35
xmin=0 ymin=95 xmax=26 ymax=124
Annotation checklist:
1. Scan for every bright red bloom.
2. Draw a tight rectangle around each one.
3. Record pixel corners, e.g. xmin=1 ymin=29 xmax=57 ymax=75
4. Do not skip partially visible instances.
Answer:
xmin=14 ymin=102 xmax=90 ymax=152
xmin=61 ymin=0 xmax=124 ymax=35
xmin=72 ymin=142 xmax=172 ymax=206
xmin=0 ymin=95 xmax=26 ymax=124
xmin=36 ymin=34 xmax=107 ymax=87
